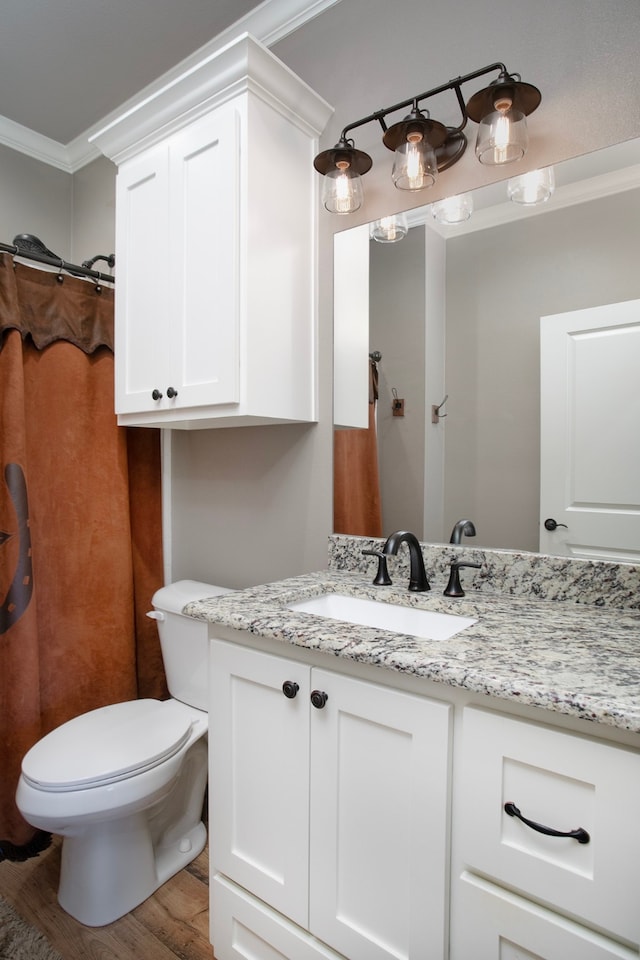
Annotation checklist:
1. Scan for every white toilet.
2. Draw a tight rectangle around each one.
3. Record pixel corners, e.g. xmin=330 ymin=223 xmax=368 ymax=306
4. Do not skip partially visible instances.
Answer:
xmin=16 ymin=580 xmax=231 ymax=927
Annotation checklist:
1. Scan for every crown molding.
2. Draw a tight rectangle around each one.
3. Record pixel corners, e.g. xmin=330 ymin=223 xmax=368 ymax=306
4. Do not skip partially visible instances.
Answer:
xmin=0 ymin=0 xmax=342 ymax=174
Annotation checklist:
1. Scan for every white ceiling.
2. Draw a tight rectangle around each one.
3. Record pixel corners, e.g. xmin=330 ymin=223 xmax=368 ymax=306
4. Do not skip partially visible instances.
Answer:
xmin=0 ymin=0 xmax=341 ymax=171
xmin=1 ymin=0 xmax=264 ymax=144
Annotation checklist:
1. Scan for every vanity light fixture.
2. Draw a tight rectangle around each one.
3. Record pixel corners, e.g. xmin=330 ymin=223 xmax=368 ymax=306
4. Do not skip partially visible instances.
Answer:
xmin=370 ymin=213 xmax=409 ymax=243
xmin=314 ymin=63 xmax=541 ymax=214
xmin=507 ymin=165 xmax=555 ymax=205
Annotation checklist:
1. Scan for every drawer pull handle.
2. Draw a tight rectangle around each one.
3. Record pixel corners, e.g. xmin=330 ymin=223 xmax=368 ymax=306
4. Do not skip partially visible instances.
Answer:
xmin=282 ymin=680 xmax=299 ymax=699
xmin=504 ymin=802 xmax=590 ymax=844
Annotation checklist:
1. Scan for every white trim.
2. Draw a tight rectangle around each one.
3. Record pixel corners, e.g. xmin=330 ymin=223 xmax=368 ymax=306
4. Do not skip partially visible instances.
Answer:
xmin=0 ymin=0 xmax=342 ymax=173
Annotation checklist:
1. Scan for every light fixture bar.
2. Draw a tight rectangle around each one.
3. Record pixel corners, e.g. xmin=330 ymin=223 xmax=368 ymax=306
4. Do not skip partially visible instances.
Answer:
xmin=313 ymin=61 xmax=541 ymax=214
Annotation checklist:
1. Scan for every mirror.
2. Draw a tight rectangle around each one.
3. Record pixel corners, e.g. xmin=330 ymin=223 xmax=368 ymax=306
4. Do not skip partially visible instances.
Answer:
xmin=333 ymin=138 xmax=640 ymax=552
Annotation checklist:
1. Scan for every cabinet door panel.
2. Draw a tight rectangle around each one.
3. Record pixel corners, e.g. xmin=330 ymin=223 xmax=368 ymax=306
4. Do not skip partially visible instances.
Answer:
xmin=210 ymin=641 xmax=310 ymax=927
xmin=452 ymin=871 xmax=637 ymax=960
xmin=458 ymin=707 xmax=640 ymax=945
xmin=169 ymin=108 xmax=240 ymax=409
xmin=309 ymin=670 xmax=451 ymax=960
xmin=212 ymin=875 xmax=347 ymax=960
xmin=115 ymin=144 xmax=171 ymax=413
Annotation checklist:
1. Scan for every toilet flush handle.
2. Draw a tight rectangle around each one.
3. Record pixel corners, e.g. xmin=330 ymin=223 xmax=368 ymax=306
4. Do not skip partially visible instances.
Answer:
xmin=146 ymin=610 xmax=165 ymax=621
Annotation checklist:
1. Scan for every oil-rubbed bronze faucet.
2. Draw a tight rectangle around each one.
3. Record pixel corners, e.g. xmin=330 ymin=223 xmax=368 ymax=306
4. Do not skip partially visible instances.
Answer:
xmin=449 ymin=519 xmax=476 ymax=544
xmin=381 ymin=531 xmax=430 ymax=592
xmin=444 ymin=560 xmax=482 ymax=598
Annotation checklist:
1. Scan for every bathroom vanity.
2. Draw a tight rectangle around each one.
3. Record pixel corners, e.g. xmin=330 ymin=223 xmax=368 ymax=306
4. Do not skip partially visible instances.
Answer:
xmin=187 ymin=537 xmax=640 ymax=960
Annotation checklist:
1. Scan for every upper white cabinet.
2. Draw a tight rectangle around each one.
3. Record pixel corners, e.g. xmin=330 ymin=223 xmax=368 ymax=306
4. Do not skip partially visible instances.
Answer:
xmin=92 ymin=34 xmax=332 ymax=428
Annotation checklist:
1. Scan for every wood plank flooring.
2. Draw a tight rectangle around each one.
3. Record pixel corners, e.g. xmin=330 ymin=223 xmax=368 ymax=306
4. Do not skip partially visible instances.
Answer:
xmin=0 ymin=837 xmax=217 ymax=959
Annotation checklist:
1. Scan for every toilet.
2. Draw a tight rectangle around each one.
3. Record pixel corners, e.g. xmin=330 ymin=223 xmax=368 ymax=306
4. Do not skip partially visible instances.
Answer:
xmin=16 ymin=580 xmax=231 ymax=927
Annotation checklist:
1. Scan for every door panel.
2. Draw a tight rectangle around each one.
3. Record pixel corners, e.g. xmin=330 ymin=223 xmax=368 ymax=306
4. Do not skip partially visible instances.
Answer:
xmin=540 ymin=299 xmax=640 ymax=560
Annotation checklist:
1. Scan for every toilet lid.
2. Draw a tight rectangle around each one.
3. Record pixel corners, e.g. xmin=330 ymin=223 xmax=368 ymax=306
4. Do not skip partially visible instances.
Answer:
xmin=22 ymin=700 xmax=194 ymax=791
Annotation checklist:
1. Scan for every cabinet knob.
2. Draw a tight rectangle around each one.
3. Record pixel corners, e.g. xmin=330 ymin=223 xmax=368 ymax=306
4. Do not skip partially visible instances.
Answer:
xmin=310 ymin=689 xmax=328 ymax=709
xmin=282 ymin=680 xmax=299 ymax=699
xmin=166 ymin=386 xmax=178 ymax=399
xmin=151 ymin=389 xmax=163 ymax=401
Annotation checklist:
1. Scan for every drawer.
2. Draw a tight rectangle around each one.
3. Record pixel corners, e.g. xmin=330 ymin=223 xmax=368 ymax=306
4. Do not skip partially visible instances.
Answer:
xmin=451 ymin=871 xmax=638 ymax=960
xmin=211 ymin=874 xmax=347 ymax=960
xmin=457 ymin=707 xmax=640 ymax=945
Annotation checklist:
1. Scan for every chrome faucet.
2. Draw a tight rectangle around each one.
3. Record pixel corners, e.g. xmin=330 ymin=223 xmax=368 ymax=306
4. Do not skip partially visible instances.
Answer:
xmin=382 ymin=531 xmax=430 ymax=592
xmin=449 ymin=519 xmax=476 ymax=544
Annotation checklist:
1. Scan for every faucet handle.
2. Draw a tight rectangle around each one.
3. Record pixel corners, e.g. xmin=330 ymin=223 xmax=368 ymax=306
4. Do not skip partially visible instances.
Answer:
xmin=362 ymin=549 xmax=392 ymax=586
xmin=444 ymin=560 xmax=481 ymax=598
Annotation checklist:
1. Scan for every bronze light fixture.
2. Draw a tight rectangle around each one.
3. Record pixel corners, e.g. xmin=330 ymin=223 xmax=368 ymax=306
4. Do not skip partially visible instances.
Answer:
xmin=313 ymin=63 xmax=541 ymax=214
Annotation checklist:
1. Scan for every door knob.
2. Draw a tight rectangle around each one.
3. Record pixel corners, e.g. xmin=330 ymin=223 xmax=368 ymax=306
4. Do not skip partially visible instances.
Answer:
xmin=151 ymin=389 xmax=163 ymax=400
xmin=166 ymin=386 xmax=178 ymax=399
xmin=282 ymin=680 xmax=299 ymax=699
xmin=544 ymin=518 xmax=568 ymax=531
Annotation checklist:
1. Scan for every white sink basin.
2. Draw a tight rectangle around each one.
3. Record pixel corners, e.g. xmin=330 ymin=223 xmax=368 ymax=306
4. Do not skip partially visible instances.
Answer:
xmin=287 ymin=593 xmax=476 ymax=641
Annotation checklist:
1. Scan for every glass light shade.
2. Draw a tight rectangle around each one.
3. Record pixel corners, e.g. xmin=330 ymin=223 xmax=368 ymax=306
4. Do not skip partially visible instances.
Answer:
xmin=370 ymin=213 xmax=409 ymax=243
xmin=431 ymin=193 xmax=474 ymax=225
xmin=321 ymin=162 xmax=364 ymax=214
xmin=507 ymin=166 xmax=555 ymax=205
xmin=475 ymin=107 xmax=528 ymax=165
xmin=392 ymin=135 xmax=438 ymax=191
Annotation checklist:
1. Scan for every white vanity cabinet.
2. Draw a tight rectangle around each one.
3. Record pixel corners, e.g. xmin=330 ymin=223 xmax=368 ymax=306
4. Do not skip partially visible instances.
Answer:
xmin=451 ymin=707 xmax=640 ymax=959
xmin=92 ymin=34 xmax=331 ymax=429
xmin=209 ymin=638 xmax=452 ymax=960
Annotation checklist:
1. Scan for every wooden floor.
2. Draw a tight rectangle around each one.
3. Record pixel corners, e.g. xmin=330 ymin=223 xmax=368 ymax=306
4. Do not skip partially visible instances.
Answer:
xmin=0 ymin=837 xmax=217 ymax=959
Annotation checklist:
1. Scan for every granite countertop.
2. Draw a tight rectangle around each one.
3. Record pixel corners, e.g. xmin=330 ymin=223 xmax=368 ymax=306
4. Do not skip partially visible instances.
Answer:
xmin=185 ymin=570 xmax=640 ymax=734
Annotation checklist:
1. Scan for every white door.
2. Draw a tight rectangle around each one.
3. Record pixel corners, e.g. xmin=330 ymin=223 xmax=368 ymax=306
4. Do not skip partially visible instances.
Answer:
xmin=540 ymin=299 xmax=640 ymax=560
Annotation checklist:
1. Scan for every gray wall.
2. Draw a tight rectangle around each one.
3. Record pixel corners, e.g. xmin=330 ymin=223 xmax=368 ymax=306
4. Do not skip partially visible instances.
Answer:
xmin=2 ymin=0 xmax=640 ymax=586
xmin=370 ymin=228 xmax=426 ymax=536
xmin=0 ymin=144 xmax=73 ymax=257
xmin=444 ymin=188 xmax=640 ymax=551
xmin=171 ymin=0 xmax=640 ymax=586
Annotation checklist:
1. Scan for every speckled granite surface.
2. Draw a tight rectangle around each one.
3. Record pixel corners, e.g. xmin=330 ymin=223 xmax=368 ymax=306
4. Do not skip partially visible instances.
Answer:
xmin=186 ymin=547 xmax=640 ymax=733
xmin=329 ymin=535 xmax=640 ymax=610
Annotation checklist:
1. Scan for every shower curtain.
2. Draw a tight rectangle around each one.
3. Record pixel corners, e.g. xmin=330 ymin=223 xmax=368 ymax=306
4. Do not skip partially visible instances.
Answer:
xmin=0 ymin=254 xmax=165 ymax=854
xmin=333 ymin=357 xmax=383 ymax=537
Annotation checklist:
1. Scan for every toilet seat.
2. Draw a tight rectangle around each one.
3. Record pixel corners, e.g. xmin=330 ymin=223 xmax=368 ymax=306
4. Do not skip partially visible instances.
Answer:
xmin=22 ymin=699 xmax=194 ymax=792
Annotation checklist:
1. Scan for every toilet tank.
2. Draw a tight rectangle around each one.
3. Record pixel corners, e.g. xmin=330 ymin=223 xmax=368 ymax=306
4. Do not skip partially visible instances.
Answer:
xmin=149 ymin=580 xmax=233 ymax=712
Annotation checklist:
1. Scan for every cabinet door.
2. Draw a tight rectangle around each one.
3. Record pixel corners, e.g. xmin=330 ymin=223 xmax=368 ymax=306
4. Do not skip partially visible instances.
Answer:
xmin=210 ymin=640 xmax=310 ymax=927
xmin=309 ymin=669 xmax=452 ymax=960
xmin=115 ymin=143 xmax=171 ymax=414
xmin=168 ymin=108 xmax=240 ymax=410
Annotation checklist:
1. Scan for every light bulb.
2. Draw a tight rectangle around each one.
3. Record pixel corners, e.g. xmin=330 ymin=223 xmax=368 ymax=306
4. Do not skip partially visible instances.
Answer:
xmin=322 ymin=160 xmax=363 ymax=214
xmin=475 ymin=96 xmax=528 ymax=166
xmin=392 ymin=132 xmax=437 ymax=191
xmin=370 ymin=213 xmax=409 ymax=243
xmin=431 ymin=193 xmax=474 ymax=225
xmin=508 ymin=166 xmax=555 ymax=205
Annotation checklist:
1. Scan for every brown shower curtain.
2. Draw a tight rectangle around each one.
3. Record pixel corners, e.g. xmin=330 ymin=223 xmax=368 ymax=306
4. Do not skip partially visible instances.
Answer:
xmin=0 ymin=254 xmax=166 ymax=854
xmin=333 ymin=357 xmax=383 ymax=537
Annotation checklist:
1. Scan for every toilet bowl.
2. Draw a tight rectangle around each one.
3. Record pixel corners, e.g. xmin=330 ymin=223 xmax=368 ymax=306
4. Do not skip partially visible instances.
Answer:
xmin=16 ymin=580 xmax=231 ymax=927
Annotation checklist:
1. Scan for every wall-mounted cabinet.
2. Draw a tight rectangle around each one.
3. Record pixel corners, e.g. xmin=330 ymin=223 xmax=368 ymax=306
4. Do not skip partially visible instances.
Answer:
xmin=92 ymin=34 xmax=332 ymax=428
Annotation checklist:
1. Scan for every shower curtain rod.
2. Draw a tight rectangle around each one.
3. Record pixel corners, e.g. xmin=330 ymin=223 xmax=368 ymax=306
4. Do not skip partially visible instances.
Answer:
xmin=0 ymin=238 xmax=115 ymax=285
